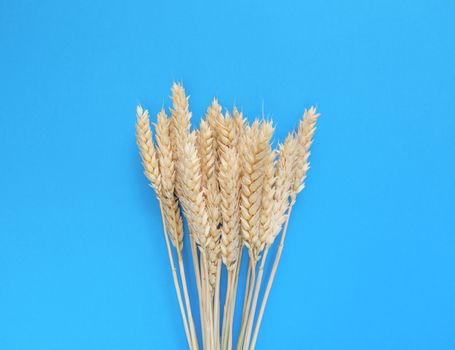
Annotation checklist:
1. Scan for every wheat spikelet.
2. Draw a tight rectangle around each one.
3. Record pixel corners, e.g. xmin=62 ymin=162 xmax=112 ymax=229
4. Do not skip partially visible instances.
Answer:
xmin=136 ymin=105 xmax=160 ymax=195
xmin=179 ymin=133 xmax=210 ymax=248
xmin=240 ymin=121 xmax=273 ymax=260
xmin=197 ymin=118 xmax=221 ymax=289
xmin=155 ymin=109 xmax=184 ymax=251
xmin=293 ymin=107 xmax=319 ymax=195
xmin=267 ymin=133 xmax=297 ymax=245
xmin=219 ymin=147 xmax=241 ymax=270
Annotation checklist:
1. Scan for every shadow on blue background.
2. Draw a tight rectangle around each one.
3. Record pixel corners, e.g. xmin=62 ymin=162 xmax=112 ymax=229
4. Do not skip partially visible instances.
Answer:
xmin=1 ymin=0 xmax=454 ymax=349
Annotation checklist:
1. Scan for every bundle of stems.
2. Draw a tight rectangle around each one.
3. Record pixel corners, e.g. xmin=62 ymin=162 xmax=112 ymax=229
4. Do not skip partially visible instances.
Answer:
xmin=136 ymin=83 xmax=319 ymax=350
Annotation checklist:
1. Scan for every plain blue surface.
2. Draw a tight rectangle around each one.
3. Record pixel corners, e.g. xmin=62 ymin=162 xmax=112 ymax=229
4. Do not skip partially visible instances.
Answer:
xmin=1 ymin=1 xmax=454 ymax=349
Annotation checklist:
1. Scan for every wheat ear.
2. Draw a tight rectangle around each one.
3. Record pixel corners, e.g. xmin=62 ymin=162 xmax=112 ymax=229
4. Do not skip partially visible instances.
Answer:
xmin=179 ymin=134 xmax=210 ymax=248
xmin=136 ymin=105 xmax=160 ymax=195
xmin=219 ymin=147 xmax=241 ymax=270
xmin=240 ymin=121 xmax=274 ymax=259
xmin=155 ymin=109 xmax=184 ymax=250
xmin=170 ymin=82 xmax=192 ymax=196
xmin=293 ymin=107 xmax=319 ymax=196
xmin=267 ymin=133 xmax=297 ymax=246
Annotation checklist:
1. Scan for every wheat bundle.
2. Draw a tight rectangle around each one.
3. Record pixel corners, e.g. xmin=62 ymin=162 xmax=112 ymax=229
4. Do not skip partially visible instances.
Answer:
xmin=136 ymin=83 xmax=319 ymax=350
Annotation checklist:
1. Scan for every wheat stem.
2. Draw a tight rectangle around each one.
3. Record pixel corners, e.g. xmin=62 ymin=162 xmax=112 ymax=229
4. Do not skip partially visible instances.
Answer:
xmin=241 ymin=261 xmax=252 ymax=323
xmin=243 ymin=247 xmax=269 ymax=350
xmin=250 ymin=203 xmax=294 ymax=350
xmin=214 ymin=261 xmax=222 ymax=350
xmin=202 ymin=251 xmax=215 ymax=350
xmin=159 ymin=202 xmax=192 ymax=349
xmin=227 ymin=256 xmax=242 ymax=349
xmin=190 ymin=238 xmax=205 ymax=349
xmin=238 ymin=257 xmax=253 ymax=349
xmin=177 ymin=248 xmax=200 ymax=350
xmin=221 ymin=270 xmax=232 ymax=349
xmin=236 ymin=259 xmax=256 ymax=350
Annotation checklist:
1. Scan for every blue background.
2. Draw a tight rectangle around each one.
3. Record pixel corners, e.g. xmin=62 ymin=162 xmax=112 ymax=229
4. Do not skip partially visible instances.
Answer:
xmin=1 ymin=0 xmax=454 ymax=349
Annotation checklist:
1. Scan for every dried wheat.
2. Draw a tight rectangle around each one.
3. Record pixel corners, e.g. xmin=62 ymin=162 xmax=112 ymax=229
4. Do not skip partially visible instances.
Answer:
xmin=136 ymin=84 xmax=320 ymax=350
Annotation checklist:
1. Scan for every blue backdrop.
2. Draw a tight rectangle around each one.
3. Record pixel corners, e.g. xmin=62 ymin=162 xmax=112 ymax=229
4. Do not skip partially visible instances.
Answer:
xmin=1 ymin=1 xmax=454 ymax=349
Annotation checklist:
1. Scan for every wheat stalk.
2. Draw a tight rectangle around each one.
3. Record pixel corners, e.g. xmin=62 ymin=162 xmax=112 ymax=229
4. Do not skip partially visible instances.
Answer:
xmin=236 ymin=121 xmax=275 ymax=349
xmin=242 ymin=123 xmax=276 ymax=349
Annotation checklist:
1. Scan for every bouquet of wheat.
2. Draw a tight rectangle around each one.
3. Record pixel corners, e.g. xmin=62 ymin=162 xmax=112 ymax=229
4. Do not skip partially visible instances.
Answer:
xmin=136 ymin=83 xmax=319 ymax=350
